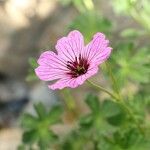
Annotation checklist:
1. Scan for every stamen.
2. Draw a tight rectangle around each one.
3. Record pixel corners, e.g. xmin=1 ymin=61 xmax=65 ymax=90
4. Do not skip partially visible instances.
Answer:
xmin=66 ymin=54 xmax=89 ymax=78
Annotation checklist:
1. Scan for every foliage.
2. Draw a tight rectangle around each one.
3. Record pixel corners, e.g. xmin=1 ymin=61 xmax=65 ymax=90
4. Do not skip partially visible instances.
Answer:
xmin=60 ymin=93 xmax=150 ymax=150
xmin=20 ymin=103 xmax=63 ymax=149
xmin=110 ymin=42 xmax=150 ymax=88
xmin=20 ymin=92 xmax=150 ymax=149
xmin=69 ymin=11 xmax=112 ymax=42
xmin=21 ymin=0 xmax=150 ymax=149
xmin=112 ymin=0 xmax=150 ymax=31
xmin=26 ymin=57 xmax=38 ymax=81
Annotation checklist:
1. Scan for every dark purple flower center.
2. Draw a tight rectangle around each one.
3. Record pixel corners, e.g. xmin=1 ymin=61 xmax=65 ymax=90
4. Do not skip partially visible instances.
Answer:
xmin=66 ymin=54 xmax=89 ymax=78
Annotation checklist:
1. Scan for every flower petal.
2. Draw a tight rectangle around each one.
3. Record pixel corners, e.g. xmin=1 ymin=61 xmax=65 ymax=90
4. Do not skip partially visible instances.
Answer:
xmin=84 ymin=32 xmax=111 ymax=65
xmin=56 ymin=30 xmax=84 ymax=62
xmin=48 ymin=77 xmax=79 ymax=90
xmin=35 ymin=31 xmax=112 ymax=90
xmin=37 ymin=51 xmax=68 ymax=69
xmin=92 ymin=47 xmax=112 ymax=64
xmin=48 ymin=65 xmax=99 ymax=90
xmin=35 ymin=51 xmax=68 ymax=81
xmin=35 ymin=66 xmax=67 ymax=81
xmin=76 ymin=66 xmax=99 ymax=85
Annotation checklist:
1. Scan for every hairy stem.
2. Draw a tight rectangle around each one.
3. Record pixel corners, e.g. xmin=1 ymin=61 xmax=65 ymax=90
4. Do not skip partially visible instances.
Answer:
xmin=87 ymin=80 xmax=119 ymax=101
xmin=87 ymin=80 xmax=144 ymax=135
xmin=83 ymin=0 xmax=94 ymax=11
xmin=61 ymin=89 xmax=77 ymax=112
xmin=105 ymin=62 xmax=121 ymax=99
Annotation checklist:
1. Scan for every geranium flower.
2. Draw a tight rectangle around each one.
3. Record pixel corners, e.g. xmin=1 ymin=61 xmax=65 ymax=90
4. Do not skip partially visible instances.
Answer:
xmin=35 ymin=30 xmax=112 ymax=90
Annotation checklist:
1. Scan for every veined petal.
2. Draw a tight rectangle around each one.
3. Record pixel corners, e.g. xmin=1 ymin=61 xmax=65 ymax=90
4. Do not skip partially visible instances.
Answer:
xmin=35 ymin=31 xmax=112 ymax=90
xmin=48 ymin=66 xmax=99 ymax=90
xmin=92 ymin=47 xmax=112 ymax=64
xmin=84 ymin=32 xmax=110 ymax=62
xmin=76 ymin=66 xmax=99 ymax=85
xmin=35 ymin=66 xmax=66 ymax=81
xmin=37 ymin=51 xmax=68 ymax=70
xmin=35 ymin=51 xmax=69 ymax=81
xmin=56 ymin=30 xmax=84 ymax=62
xmin=48 ymin=77 xmax=78 ymax=90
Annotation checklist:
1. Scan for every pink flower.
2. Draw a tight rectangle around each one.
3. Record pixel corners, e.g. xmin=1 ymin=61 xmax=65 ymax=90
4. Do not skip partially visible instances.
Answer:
xmin=35 ymin=30 xmax=112 ymax=90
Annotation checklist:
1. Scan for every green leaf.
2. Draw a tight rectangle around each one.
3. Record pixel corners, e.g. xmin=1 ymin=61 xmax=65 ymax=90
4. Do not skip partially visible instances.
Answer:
xmin=113 ymin=128 xmax=141 ymax=149
xmin=26 ymin=72 xmax=38 ymax=82
xmin=112 ymin=0 xmax=136 ymax=15
xmin=73 ymin=0 xmax=86 ymax=12
xmin=21 ymin=102 xmax=63 ymax=148
xmin=110 ymin=41 xmax=150 ymax=88
xmin=129 ymin=138 xmax=150 ymax=150
xmin=26 ymin=57 xmax=38 ymax=82
xmin=62 ymin=130 xmax=89 ymax=150
xmin=85 ymin=94 xmax=100 ymax=114
xmin=21 ymin=113 xmax=38 ymax=129
xmin=120 ymin=28 xmax=145 ymax=38
xmin=38 ymin=130 xmax=58 ymax=149
xmin=102 ymin=100 xmax=126 ymax=126
xmin=23 ymin=129 xmax=39 ymax=144
xmin=34 ymin=103 xmax=47 ymax=120
xmin=29 ymin=57 xmax=38 ymax=68
xmin=79 ymin=114 xmax=93 ymax=129
xmin=48 ymin=105 xmax=63 ymax=125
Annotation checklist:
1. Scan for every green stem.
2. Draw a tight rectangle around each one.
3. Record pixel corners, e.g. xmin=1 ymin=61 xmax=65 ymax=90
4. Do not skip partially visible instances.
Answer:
xmin=87 ymin=80 xmax=119 ymax=101
xmin=104 ymin=63 xmax=144 ymax=132
xmin=105 ymin=62 xmax=121 ymax=98
xmin=129 ymin=4 xmax=150 ymax=33
xmin=61 ymin=89 xmax=76 ymax=112
xmin=83 ymin=0 xmax=94 ymax=11
xmin=87 ymin=80 xmax=144 ymax=135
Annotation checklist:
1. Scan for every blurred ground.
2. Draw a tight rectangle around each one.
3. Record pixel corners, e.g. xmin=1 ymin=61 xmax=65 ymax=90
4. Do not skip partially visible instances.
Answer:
xmin=0 ymin=0 xmax=139 ymax=149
